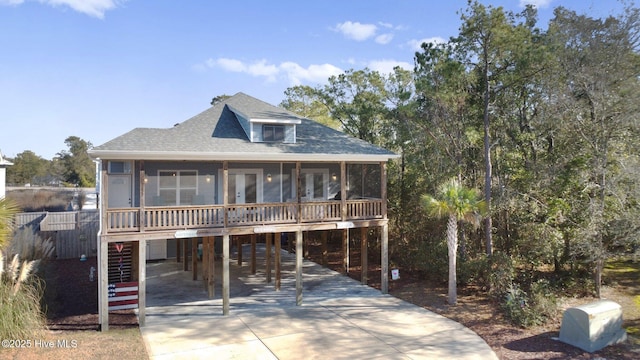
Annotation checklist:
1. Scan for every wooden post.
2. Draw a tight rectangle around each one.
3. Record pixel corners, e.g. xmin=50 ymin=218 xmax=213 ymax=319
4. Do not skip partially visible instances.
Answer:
xmin=361 ymin=227 xmax=368 ymax=285
xmin=208 ymin=237 xmax=215 ymax=299
xmin=202 ymin=237 xmax=209 ymax=287
xmin=98 ymin=160 xmax=109 ymax=332
xmin=343 ymin=229 xmax=349 ymax=273
xmin=380 ymin=162 xmax=389 ymax=293
xmin=296 ymin=161 xmax=302 ymax=224
xmin=192 ymin=237 xmax=198 ymax=281
xmin=223 ymin=234 xmax=230 ymax=315
xmin=138 ymin=240 xmax=146 ymax=326
xmin=99 ymin=239 xmax=109 ymax=332
xmin=381 ymin=224 xmax=389 ymax=294
xmin=237 ymin=236 xmax=243 ymax=266
xmin=380 ymin=162 xmax=387 ymax=219
xmin=223 ymin=161 xmax=229 ymax=228
xmin=250 ymin=234 xmax=256 ymax=275
xmin=266 ymin=233 xmax=272 ymax=283
xmin=275 ymin=232 xmax=281 ymax=291
xmin=340 ymin=161 xmax=347 ymax=220
xmin=321 ymin=231 xmax=328 ymax=267
xmin=296 ymin=229 xmax=303 ymax=305
xmin=139 ymin=161 xmax=145 ymax=233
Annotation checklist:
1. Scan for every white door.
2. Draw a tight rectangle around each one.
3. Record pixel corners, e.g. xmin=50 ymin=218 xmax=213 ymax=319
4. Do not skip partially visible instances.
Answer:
xmin=108 ymin=174 xmax=132 ymax=207
xmin=146 ymin=239 xmax=167 ymax=260
xmin=298 ymin=169 xmax=329 ymax=200
xmin=223 ymin=170 xmax=262 ymax=204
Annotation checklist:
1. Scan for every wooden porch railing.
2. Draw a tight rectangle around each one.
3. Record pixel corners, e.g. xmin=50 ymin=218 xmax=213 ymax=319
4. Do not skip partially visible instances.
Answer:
xmin=104 ymin=199 xmax=384 ymax=233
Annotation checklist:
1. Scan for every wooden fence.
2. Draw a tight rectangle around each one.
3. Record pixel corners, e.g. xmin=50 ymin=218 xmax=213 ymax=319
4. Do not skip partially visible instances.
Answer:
xmin=13 ymin=210 xmax=99 ymax=260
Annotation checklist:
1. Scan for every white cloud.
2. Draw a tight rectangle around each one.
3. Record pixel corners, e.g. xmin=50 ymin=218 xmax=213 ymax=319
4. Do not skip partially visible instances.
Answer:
xmin=407 ymin=37 xmax=447 ymax=51
xmin=367 ymin=59 xmax=413 ymax=74
xmin=375 ymin=33 xmax=393 ymax=45
xmin=333 ymin=21 xmax=377 ymax=41
xmin=281 ymin=62 xmax=343 ymax=85
xmin=519 ymin=0 xmax=552 ymax=8
xmin=0 ymin=0 xmax=125 ymax=18
xmin=204 ymin=58 xmax=343 ymax=85
xmin=209 ymin=58 xmax=245 ymax=72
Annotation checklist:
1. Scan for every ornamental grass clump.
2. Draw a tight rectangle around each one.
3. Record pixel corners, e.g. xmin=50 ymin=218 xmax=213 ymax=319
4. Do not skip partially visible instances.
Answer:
xmin=0 ymin=253 xmax=46 ymax=339
xmin=0 ymin=197 xmax=47 ymax=339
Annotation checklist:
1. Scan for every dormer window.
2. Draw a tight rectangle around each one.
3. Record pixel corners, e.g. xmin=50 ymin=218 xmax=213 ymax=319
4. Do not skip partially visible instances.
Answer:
xmin=227 ymin=104 xmax=301 ymax=143
xmin=263 ymin=125 xmax=285 ymax=142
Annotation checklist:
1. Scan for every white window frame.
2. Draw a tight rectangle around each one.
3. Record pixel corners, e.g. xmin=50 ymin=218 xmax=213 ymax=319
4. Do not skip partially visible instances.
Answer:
xmin=157 ymin=170 xmax=199 ymax=206
xmin=218 ymin=168 xmax=264 ymax=204
xmin=292 ymin=168 xmax=330 ymax=201
xmin=108 ymin=161 xmax=132 ymax=174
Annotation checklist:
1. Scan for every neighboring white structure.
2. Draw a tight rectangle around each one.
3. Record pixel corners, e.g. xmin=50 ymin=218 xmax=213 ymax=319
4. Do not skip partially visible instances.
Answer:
xmin=0 ymin=150 xmax=13 ymax=199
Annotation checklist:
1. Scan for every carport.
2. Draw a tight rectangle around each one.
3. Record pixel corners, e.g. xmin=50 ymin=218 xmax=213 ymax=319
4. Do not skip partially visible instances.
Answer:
xmin=140 ymin=243 xmax=497 ymax=359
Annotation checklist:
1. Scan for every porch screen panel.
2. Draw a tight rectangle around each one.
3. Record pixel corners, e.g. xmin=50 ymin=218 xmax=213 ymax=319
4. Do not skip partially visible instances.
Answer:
xmin=180 ymin=171 xmax=197 ymax=205
xmin=313 ymin=173 xmax=323 ymax=198
xmin=245 ymin=174 xmax=257 ymax=203
xmin=228 ymin=174 xmax=237 ymax=204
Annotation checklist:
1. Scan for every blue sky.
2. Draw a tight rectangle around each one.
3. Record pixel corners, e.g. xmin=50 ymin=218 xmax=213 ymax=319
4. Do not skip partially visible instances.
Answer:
xmin=0 ymin=0 xmax=627 ymax=159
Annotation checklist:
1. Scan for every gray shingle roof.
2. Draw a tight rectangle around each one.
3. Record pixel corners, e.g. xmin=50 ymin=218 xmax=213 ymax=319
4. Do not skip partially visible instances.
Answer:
xmin=89 ymin=92 xmax=397 ymax=162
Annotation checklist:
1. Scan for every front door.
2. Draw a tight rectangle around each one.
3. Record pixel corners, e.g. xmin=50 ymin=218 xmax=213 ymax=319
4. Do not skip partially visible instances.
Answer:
xmin=300 ymin=169 xmax=329 ymax=200
xmin=224 ymin=169 xmax=262 ymax=204
xmin=108 ymin=174 xmax=132 ymax=208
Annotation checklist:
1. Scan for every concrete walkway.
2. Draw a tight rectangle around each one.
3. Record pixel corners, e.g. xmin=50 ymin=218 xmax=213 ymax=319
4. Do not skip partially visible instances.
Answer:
xmin=140 ymin=245 xmax=497 ymax=360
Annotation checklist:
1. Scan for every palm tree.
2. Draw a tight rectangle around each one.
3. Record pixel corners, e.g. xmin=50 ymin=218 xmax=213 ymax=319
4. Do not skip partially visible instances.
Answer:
xmin=0 ymin=197 xmax=19 ymax=249
xmin=422 ymin=179 xmax=484 ymax=305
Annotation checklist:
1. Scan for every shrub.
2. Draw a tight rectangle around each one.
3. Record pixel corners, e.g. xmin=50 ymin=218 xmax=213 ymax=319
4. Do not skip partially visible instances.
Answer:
xmin=457 ymin=255 xmax=491 ymax=287
xmin=0 ymin=253 xmax=46 ymax=339
xmin=501 ymin=279 xmax=559 ymax=328
xmin=488 ymin=252 xmax=516 ymax=298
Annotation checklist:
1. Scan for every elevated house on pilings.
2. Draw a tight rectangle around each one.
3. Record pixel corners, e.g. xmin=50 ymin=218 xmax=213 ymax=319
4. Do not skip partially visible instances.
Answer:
xmin=89 ymin=92 xmax=398 ymax=331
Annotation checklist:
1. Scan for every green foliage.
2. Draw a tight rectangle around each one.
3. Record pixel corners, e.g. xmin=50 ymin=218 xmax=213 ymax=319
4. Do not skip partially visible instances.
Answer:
xmin=0 ymin=198 xmax=51 ymax=339
xmin=457 ymin=255 xmax=491 ymax=286
xmin=487 ymin=252 xmax=516 ymax=298
xmin=5 ymin=150 xmax=51 ymax=186
xmin=0 ymin=253 xmax=46 ymax=339
xmin=0 ymin=198 xmax=20 ymax=249
xmin=502 ymin=280 xmax=559 ymax=328
xmin=281 ymin=0 xmax=640 ymax=308
xmin=56 ymin=136 xmax=95 ymax=187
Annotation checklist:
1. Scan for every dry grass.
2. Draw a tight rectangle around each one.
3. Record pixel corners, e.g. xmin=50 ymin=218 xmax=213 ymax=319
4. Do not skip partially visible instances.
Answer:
xmin=1 ymin=328 xmax=147 ymax=360
xmin=6 ymin=189 xmax=74 ymax=212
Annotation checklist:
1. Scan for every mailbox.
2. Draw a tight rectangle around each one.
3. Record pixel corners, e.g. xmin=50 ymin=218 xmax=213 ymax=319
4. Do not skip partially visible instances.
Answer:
xmin=558 ymin=300 xmax=627 ymax=352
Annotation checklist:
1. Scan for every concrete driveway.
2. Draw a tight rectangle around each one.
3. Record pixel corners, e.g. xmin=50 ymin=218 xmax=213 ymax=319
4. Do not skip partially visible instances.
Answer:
xmin=140 ymin=245 xmax=497 ymax=360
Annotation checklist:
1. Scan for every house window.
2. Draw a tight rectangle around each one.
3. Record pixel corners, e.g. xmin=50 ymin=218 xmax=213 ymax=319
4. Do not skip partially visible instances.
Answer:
xmin=158 ymin=170 xmax=197 ymax=205
xmin=108 ymin=161 xmax=132 ymax=174
xmin=263 ymin=125 xmax=285 ymax=142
